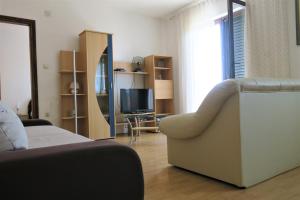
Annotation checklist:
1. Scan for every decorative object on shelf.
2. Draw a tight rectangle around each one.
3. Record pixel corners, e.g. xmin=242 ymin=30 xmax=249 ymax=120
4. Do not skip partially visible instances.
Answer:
xmin=157 ymin=73 xmax=162 ymax=80
xmin=114 ymin=68 xmax=126 ymax=72
xmin=69 ymin=81 xmax=80 ymax=94
xmin=69 ymin=109 xmax=76 ymax=117
xmin=296 ymin=0 xmax=300 ymax=45
xmin=132 ymin=56 xmax=144 ymax=72
xmin=157 ymin=59 xmax=165 ymax=68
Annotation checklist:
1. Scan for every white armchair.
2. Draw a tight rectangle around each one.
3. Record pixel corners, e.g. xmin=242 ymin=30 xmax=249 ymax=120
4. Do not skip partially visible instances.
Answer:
xmin=160 ymin=78 xmax=300 ymax=187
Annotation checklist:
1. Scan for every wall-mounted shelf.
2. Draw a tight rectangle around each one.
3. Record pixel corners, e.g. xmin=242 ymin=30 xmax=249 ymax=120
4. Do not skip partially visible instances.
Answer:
xmin=155 ymin=67 xmax=172 ymax=70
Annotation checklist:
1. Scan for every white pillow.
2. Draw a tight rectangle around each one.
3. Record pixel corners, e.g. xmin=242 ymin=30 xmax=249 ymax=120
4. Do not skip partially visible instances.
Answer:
xmin=0 ymin=102 xmax=28 ymax=151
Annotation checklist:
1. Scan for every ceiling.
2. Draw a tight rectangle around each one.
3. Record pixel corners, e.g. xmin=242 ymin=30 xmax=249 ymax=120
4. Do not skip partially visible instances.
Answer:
xmin=98 ymin=0 xmax=195 ymax=18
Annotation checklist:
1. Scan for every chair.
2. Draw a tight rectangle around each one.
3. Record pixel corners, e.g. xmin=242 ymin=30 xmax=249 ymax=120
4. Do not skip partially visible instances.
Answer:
xmin=160 ymin=78 xmax=300 ymax=187
xmin=127 ymin=117 xmax=159 ymax=144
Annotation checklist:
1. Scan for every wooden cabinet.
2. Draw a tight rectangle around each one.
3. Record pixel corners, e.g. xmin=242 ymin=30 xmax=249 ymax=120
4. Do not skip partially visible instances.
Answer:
xmin=155 ymin=80 xmax=173 ymax=99
xmin=79 ymin=30 xmax=115 ymax=139
xmin=60 ymin=30 xmax=115 ymax=140
xmin=145 ymin=55 xmax=174 ymax=122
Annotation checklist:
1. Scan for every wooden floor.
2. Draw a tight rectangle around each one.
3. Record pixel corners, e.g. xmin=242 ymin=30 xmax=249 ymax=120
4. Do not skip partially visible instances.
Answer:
xmin=115 ymin=133 xmax=300 ymax=200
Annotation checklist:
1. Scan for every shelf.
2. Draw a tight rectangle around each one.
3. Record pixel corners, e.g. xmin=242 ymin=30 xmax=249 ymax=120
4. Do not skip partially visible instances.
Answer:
xmin=61 ymin=94 xmax=86 ymax=96
xmin=116 ymin=120 xmax=155 ymax=126
xmin=153 ymin=55 xmax=172 ymax=59
xmin=97 ymin=93 xmax=109 ymax=97
xmin=156 ymin=113 xmax=173 ymax=116
xmin=121 ymin=112 xmax=155 ymax=117
xmin=114 ymin=71 xmax=148 ymax=75
xmin=155 ymin=67 xmax=172 ymax=70
xmin=60 ymin=70 xmax=86 ymax=73
xmin=62 ymin=116 xmax=86 ymax=120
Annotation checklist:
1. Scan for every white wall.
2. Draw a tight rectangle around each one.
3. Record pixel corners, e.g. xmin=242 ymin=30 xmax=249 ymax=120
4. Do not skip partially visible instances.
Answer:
xmin=0 ymin=0 xmax=3 ymax=12
xmin=288 ymin=0 xmax=300 ymax=78
xmin=0 ymin=23 xmax=31 ymax=114
xmin=1 ymin=0 xmax=162 ymax=125
xmin=160 ymin=19 xmax=180 ymax=113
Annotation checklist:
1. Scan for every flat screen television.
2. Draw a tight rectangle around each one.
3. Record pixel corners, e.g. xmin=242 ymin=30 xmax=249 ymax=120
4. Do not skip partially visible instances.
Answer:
xmin=120 ymin=89 xmax=154 ymax=114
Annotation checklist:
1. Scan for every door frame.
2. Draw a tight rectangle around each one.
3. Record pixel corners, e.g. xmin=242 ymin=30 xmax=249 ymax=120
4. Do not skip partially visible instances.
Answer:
xmin=227 ymin=0 xmax=246 ymax=78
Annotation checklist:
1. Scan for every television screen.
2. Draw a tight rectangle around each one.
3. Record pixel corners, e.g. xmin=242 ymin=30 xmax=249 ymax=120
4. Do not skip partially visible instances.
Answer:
xmin=120 ymin=89 xmax=154 ymax=114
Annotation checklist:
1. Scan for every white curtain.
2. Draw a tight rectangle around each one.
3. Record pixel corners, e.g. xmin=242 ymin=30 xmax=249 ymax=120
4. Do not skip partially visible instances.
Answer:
xmin=245 ymin=0 xmax=291 ymax=78
xmin=175 ymin=0 xmax=226 ymax=113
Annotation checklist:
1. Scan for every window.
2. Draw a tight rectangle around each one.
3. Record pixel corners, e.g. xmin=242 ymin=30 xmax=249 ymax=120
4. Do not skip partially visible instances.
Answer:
xmin=219 ymin=10 xmax=245 ymax=79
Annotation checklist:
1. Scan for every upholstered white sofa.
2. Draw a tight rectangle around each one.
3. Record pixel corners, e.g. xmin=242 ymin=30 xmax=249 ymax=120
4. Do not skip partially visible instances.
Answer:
xmin=160 ymin=78 xmax=300 ymax=188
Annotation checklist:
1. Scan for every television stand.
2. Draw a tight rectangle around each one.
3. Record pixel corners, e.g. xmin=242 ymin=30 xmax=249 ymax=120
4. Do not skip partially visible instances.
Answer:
xmin=121 ymin=112 xmax=159 ymax=144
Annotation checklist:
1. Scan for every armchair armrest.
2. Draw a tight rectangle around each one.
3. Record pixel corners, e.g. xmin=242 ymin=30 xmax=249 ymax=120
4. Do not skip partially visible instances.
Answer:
xmin=0 ymin=141 xmax=144 ymax=200
xmin=160 ymin=113 xmax=204 ymax=139
xmin=160 ymin=80 xmax=240 ymax=140
xmin=21 ymin=119 xmax=52 ymax=127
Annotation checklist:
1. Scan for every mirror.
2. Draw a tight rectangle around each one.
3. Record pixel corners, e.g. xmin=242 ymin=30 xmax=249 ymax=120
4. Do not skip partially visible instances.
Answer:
xmin=96 ymin=50 xmax=110 ymax=123
xmin=296 ymin=0 xmax=300 ymax=45
xmin=0 ymin=15 xmax=38 ymax=119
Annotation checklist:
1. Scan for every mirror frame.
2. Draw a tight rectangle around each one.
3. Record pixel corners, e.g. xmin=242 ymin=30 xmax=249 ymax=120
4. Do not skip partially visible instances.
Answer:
xmin=0 ymin=15 xmax=39 ymax=118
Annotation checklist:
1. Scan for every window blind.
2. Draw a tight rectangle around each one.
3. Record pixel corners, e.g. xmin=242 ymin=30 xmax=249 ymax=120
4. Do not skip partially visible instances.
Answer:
xmin=233 ymin=12 xmax=245 ymax=78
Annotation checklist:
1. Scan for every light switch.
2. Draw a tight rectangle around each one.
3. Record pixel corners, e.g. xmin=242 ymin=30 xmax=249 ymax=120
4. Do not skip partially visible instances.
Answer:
xmin=43 ymin=64 xmax=49 ymax=70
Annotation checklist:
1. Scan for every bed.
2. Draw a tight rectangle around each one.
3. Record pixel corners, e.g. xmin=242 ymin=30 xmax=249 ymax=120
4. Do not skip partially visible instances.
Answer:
xmin=0 ymin=120 xmax=144 ymax=200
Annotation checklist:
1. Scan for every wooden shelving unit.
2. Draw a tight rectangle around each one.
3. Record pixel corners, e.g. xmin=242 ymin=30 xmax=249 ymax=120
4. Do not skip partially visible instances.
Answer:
xmin=114 ymin=61 xmax=157 ymax=133
xmin=60 ymin=51 xmax=88 ymax=135
xmin=145 ymin=55 xmax=174 ymax=126
xmin=60 ymin=31 xmax=115 ymax=140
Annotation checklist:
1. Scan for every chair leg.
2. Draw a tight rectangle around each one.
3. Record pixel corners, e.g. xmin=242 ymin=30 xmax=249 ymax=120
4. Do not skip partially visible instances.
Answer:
xmin=139 ymin=119 xmax=142 ymax=136
xmin=134 ymin=117 xmax=138 ymax=141
xmin=126 ymin=118 xmax=134 ymax=145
